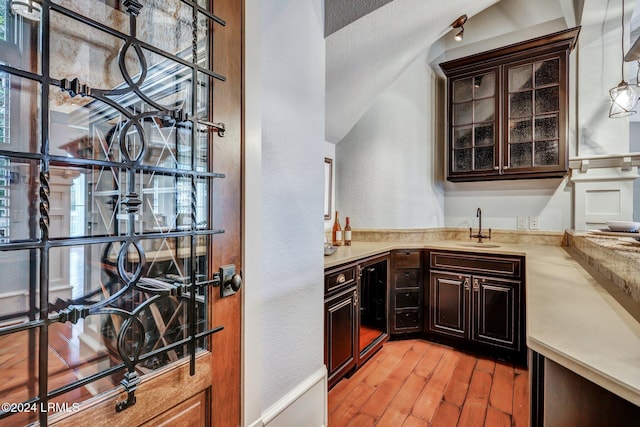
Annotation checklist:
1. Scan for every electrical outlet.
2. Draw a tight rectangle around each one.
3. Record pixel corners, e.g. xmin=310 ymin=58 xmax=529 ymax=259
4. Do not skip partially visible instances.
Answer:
xmin=529 ymin=216 xmax=540 ymax=230
xmin=517 ymin=216 xmax=528 ymax=230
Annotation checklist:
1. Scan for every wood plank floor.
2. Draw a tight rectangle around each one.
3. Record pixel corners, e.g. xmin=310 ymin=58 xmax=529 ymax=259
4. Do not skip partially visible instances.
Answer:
xmin=328 ymin=339 xmax=529 ymax=427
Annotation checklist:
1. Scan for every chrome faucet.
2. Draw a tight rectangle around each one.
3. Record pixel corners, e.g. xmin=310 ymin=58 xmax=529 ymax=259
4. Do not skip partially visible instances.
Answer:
xmin=469 ymin=207 xmax=491 ymax=243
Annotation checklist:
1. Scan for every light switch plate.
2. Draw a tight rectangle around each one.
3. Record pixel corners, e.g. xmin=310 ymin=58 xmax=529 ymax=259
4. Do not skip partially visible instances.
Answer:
xmin=517 ymin=216 xmax=528 ymax=230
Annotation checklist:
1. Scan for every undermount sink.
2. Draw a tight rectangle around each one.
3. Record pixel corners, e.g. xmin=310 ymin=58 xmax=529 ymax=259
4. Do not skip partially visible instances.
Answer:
xmin=457 ymin=242 xmax=501 ymax=248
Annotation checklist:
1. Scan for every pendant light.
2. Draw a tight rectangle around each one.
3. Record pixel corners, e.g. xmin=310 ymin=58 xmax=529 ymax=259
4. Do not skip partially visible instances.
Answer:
xmin=609 ymin=0 xmax=637 ymax=117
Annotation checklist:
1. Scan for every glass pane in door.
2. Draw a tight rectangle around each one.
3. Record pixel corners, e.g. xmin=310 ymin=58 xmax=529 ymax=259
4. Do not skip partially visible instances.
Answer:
xmin=453 ymin=77 xmax=473 ymax=102
xmin=0 ymin=1 xmax=224 ymax=422
xmin=534 ymin=58 xmax=559 ymax=86
xmin=510 ymin=142 xmax=533 ymax=168
xmin=534 ymin=140 xmax=559 ymax=166
xmin=474 ymin=72 xmax=495 ymax=98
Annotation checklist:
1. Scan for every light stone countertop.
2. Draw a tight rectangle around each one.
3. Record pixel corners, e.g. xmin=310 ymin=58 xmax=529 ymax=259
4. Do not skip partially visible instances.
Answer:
xmin=324 ymin=238 xmax=640 ymax=406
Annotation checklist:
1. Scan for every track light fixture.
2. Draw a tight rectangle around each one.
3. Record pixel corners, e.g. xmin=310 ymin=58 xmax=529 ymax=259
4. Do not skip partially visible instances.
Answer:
xmin=451 ymin=14 xmax=467 ymax=42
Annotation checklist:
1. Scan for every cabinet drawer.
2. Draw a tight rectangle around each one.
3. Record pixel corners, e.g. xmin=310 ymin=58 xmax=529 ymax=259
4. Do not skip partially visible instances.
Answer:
xmin=430 ymin=251 xmax=522 ymax=278
xmin=395 ymin=289 xmax=420 ymax=308
xmin=395 ymin=311 xmax=421 ymax=330
xmin=325 ymin=266 xmax=356 ymax=294
xmin=394 ymin=250 xmax=421 ymax=269
xmin=394 ymin=269 xmax=419 ymax=289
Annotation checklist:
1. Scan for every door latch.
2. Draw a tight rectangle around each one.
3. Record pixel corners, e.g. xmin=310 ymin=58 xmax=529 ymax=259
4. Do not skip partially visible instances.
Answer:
xmin=216 ymin=264 xmax=242 ymax=298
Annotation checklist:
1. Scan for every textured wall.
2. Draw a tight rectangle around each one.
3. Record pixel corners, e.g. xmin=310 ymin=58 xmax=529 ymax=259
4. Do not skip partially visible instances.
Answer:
xmin=336 ymin=52 xmax=445 ymax=229
xmin=335 ymin=21 xmax=576 ymax=232
xmin=444 ymin=178 xmax=572 ymax=231
xmin=260 ymin=0 xmax=326 ymax=412
xmin=324 ymin=0 xmax=393 ymax=36
xmin=577 ymin=0 xmax=630 ymax=156
xmin=325 ymin=0 xmax=498 ymax=143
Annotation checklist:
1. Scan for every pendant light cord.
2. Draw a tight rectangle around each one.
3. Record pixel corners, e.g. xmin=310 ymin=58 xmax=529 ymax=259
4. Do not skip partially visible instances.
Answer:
xmin=621 ymin=0 xmax=626 ymax=82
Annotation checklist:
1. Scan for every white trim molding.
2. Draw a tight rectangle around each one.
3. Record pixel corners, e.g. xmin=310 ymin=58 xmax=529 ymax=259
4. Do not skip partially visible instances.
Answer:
xmin=570 ymin=153 xmax=640 ymax=230
xmin=254 ymin=366 xmax=327 ymax=427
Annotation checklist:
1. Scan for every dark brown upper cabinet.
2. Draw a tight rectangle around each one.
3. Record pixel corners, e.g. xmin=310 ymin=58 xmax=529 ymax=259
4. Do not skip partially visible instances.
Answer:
xmin=440 ymin=27 xmax=580 ymax=182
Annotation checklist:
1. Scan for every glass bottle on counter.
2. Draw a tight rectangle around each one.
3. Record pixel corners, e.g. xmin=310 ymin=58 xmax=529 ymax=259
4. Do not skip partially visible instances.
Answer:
xmin=344 ymin=216 xmax=352 ymax=246
xmin=332 ymin=211 xmax=342 ymax=246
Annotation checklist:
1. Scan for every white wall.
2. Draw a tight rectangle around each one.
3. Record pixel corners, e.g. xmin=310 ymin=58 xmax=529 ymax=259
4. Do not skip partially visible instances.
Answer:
xmin=335 ymin=51 xmax=445 ymax=229
xmin=578 ymin=0 xmax=630 ymax=156
xmin=336 ymin=1 xmax=640 ymax=233
xmin=444 ymin=178 xmax=573 ymax=230
xmin=244 ymin=0 xmax=326 ymax=425
xmin=334 ymin=9 xmax=576 ymax=232
xmin=243 ymin=1 xmax=263 ymax=425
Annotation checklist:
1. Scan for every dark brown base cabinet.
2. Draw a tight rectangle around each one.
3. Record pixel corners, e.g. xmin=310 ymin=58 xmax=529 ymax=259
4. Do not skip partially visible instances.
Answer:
xmin=324 ymin=254 xmax=389 ymax=389
xmin=325 ymin=249 xmax=526 ymax=389
xmin=391 ymin=250 xmax=424 ymax=334
xmin=427 ymin=251 xmax=526 ymax=364
xmin=325 ymin=285 xmax=358 ymax=389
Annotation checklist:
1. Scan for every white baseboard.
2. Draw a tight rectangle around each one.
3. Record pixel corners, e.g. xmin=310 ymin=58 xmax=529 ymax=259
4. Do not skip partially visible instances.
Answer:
xmin=257 ymin=366 xmax=327 ymax=427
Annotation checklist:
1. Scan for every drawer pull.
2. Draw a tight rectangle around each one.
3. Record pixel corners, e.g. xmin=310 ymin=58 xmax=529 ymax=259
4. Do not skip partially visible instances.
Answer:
xmin=337 ymin=274 xmax=346 ymax=284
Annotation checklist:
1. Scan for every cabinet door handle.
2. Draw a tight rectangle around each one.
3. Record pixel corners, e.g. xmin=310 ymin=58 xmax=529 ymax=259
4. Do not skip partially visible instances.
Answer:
xmin=337 ymin=274 xmax=346 ymax=284
xmin=354 ymin=291 xmax=358 ymax=306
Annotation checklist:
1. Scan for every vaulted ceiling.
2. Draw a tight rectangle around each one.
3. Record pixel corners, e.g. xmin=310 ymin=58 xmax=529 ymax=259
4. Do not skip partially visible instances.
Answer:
xmin=324 ymin=0 xmax=616 ymax=143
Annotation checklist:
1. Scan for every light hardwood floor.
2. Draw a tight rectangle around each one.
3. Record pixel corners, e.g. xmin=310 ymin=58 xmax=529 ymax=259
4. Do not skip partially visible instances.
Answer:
xmin=328 ymin=339 xmax=529 ymax=426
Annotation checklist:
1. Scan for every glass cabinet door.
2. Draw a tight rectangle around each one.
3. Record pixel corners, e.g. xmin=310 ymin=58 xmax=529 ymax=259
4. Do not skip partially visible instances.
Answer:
xmin=450 ymin=69 xmax=499 ymax=176
xmin=505 ymin=55 xmax=564 ymax=172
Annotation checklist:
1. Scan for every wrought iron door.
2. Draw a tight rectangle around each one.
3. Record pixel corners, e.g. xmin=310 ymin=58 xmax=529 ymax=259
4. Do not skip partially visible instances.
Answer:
xmin=0 ymin=0 xmax=233 ymax=425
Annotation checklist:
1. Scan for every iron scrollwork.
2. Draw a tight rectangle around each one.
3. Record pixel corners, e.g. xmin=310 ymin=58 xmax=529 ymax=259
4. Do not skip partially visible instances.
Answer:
xmin=0 ymin=0 xmax=230 ymax=426
xmin=49 ymin=1 xmax=226 ymax=413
